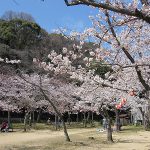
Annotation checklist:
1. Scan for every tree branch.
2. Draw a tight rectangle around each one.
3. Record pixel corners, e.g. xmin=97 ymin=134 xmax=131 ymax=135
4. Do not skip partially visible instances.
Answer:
xmin=140 ymin=0 xmax=150 ymax=6
xmin=64 ymin=0 xmax=84 ymax=6
xmin=105 ymin=10 xmax=150 ymax=91
xmin=64 ymin=0 xmax=150 ymax=24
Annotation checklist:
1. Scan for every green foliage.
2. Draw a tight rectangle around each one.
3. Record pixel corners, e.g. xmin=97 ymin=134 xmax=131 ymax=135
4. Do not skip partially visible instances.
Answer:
xmin=1 ymin=10 xmax=35 ymax=22
xmin=0 ymin=17 xmax=97 ymax=74
xmin=89 ymin=61 xmax=113 ymax=78
xmin=0 ymin=19 xmax=41 ymax=49
xmin=0 ymin=43 xmax=32 ymax=62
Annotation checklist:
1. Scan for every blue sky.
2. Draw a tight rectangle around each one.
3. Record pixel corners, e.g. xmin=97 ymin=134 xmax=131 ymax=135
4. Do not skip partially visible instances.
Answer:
xmin=0 ymin=0 xmax=98 ymax=33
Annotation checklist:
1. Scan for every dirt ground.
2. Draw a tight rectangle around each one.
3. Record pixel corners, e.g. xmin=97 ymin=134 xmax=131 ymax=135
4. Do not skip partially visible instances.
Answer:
xmin=0 ymin=127 xmax=150 ymax=150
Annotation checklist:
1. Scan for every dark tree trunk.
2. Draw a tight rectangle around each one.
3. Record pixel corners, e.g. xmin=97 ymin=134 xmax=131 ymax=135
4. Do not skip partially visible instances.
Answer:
xmin=115 ymin=108 xmax=121 ymax=131
xmin=87 ymin=111 xmax=90 ymax=123
xmin=61 ymin=118 xmax=71 ymax=142
xmin=103 ymin=108 xmax=113 ymax=143
xmin=144 ymin=114 xmax=149 ymax=130
xmin=139 ymin=107 xmax=145 ymax=126
xmin=76 ymin=112 xmax=79 ymax=123
xmin=36 ymin=109 xmax=42 ymax=123
xmin=91 ymin=111 xmax=94 ymax=126
xmin=29 ymin=112 xmax=32 ymax=128
xmin=7 ymin=111 xmax=11 ymax=128
xmin=144 ymin=111 xmax=150 ymax=130
xmin=83 ymin=112 xmax=87 ymax=128
xmin=55 ymin=114 xmax=58 ymax=130
xmin=144 ymin=92 xmax=150 ymax=130
xmin=142 ymin=113 xmax=145 ymax=126
xmin=67 ymin=112 xmax=71 ymax=125
xmin=24 ymin=112 xmax=29 ymax=132
xmin=32 ymin=111 xmax=35 ymax=126
xmin=107 ymin=118 xmax=113 ymax=143
xmin=91 ymin=111 xmax=94 ymax=122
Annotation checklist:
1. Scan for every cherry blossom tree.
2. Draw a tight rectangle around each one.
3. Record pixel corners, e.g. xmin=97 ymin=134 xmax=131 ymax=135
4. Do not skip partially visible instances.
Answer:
xmin=61 ymin=3 xmax=150 ymax=128
xmin=0 ymin=57 xmax=80 ymax=141
xmin=63 ymin=0 xmax=150 ymax=105
xmin=0 ymin=72 xmax=41 ymax=131
xmin=1 ymin=0 xmax=150 ymax=139
xmin=64 ymin=0 xmax=150 ymax=24
xmin=32 ymin=40 xmax=149 ymax=141
xmin=72 ymin=65 xmax=149 ymax=141
xmin=18 ymin=72 xmax=80 ymax=141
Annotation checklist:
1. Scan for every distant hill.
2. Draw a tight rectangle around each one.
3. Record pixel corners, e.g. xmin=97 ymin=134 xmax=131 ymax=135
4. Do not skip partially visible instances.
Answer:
xmin=0 ymin=18 xmax=96 ymax=73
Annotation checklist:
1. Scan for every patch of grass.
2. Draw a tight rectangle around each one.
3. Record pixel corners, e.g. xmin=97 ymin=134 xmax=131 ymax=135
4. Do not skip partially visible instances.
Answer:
xmin=12 ymin=123 xmax=25 ymax=129
xmin=66 ymin=121 xmax=101 ymax=129
xmin=121 ymin=125 xmax=144 ymax=132
xmin=33 ymin=123 xmax=55 ymax=130
xmin=12 ymin=122 xmax=101 ymax=131
xmin=12 ymin=123 xmax=57 ymax=130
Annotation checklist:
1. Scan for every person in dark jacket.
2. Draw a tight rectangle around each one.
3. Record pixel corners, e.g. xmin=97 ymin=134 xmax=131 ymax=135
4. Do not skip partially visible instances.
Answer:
xmin=1 ymin=121 xmax=8 ymax=132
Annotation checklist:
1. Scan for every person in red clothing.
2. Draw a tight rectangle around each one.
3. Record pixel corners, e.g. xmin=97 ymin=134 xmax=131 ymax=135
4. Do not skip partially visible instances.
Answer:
xmin=1 ymin=121 xmax=8 ymax=132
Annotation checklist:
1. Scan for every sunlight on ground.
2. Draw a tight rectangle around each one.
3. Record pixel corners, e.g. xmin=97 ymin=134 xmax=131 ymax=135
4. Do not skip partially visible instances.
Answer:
xmin=0 ymin=126 xmax=150 ymax=150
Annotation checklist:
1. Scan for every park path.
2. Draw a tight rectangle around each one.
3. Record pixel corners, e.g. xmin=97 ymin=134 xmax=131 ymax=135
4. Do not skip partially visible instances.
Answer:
xmin=0 ymin=128 xmax=94 ymax=146
xmin=1 ymin=128 xmax=150 ymax=150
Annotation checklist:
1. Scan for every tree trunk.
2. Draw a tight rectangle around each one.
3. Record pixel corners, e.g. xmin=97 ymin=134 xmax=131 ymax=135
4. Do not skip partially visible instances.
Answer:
xmin=55 ymin=114 xmax=58 ymax=130
xmin=7 ymin=111 xmax=11 ymax=127
xmin=61 ymin=118 xmax=71 ymax=142
xmin=67 ymin=112 xmax=71 ymax=125
xmin=103 ymin=108 xmax=113 ymax=143
xmin=83 ymin=112 xmax=87 ymax=128
xmin=91 ymin=111 xmax=94 ymax=126
xmin=107 ymin=118 xmax=113 ymax=143
xmin=92 ymin=111 xmax=94 ymax=122
xmin=24 ymin=112 xmax=29 ymax=132
xmin=139 ymin=107 xmax=145 ymax=126
xmin=115 ymin=108 xmax=121 ymax=131
xmin=32 ymin=111 xmax=35 ymax=126
xmin=76 ymin=112 xmax=79 ymax=123
xmin=142 ymin=113 xmax=145 ymax=126
xmin=144 ymin=111 xmax=150 ymax=130
xmin=145 ymin=91 xmax=150 ymax=130
xmin=29 ymin=112 xmax=32 ymax=128
xmin=87 ymin=111 xmax=91 ymax=124
xmin=144 ymin=114 xmax=149 ymax=130
xmin=36 ymin=109 xmax=41 ymax=123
